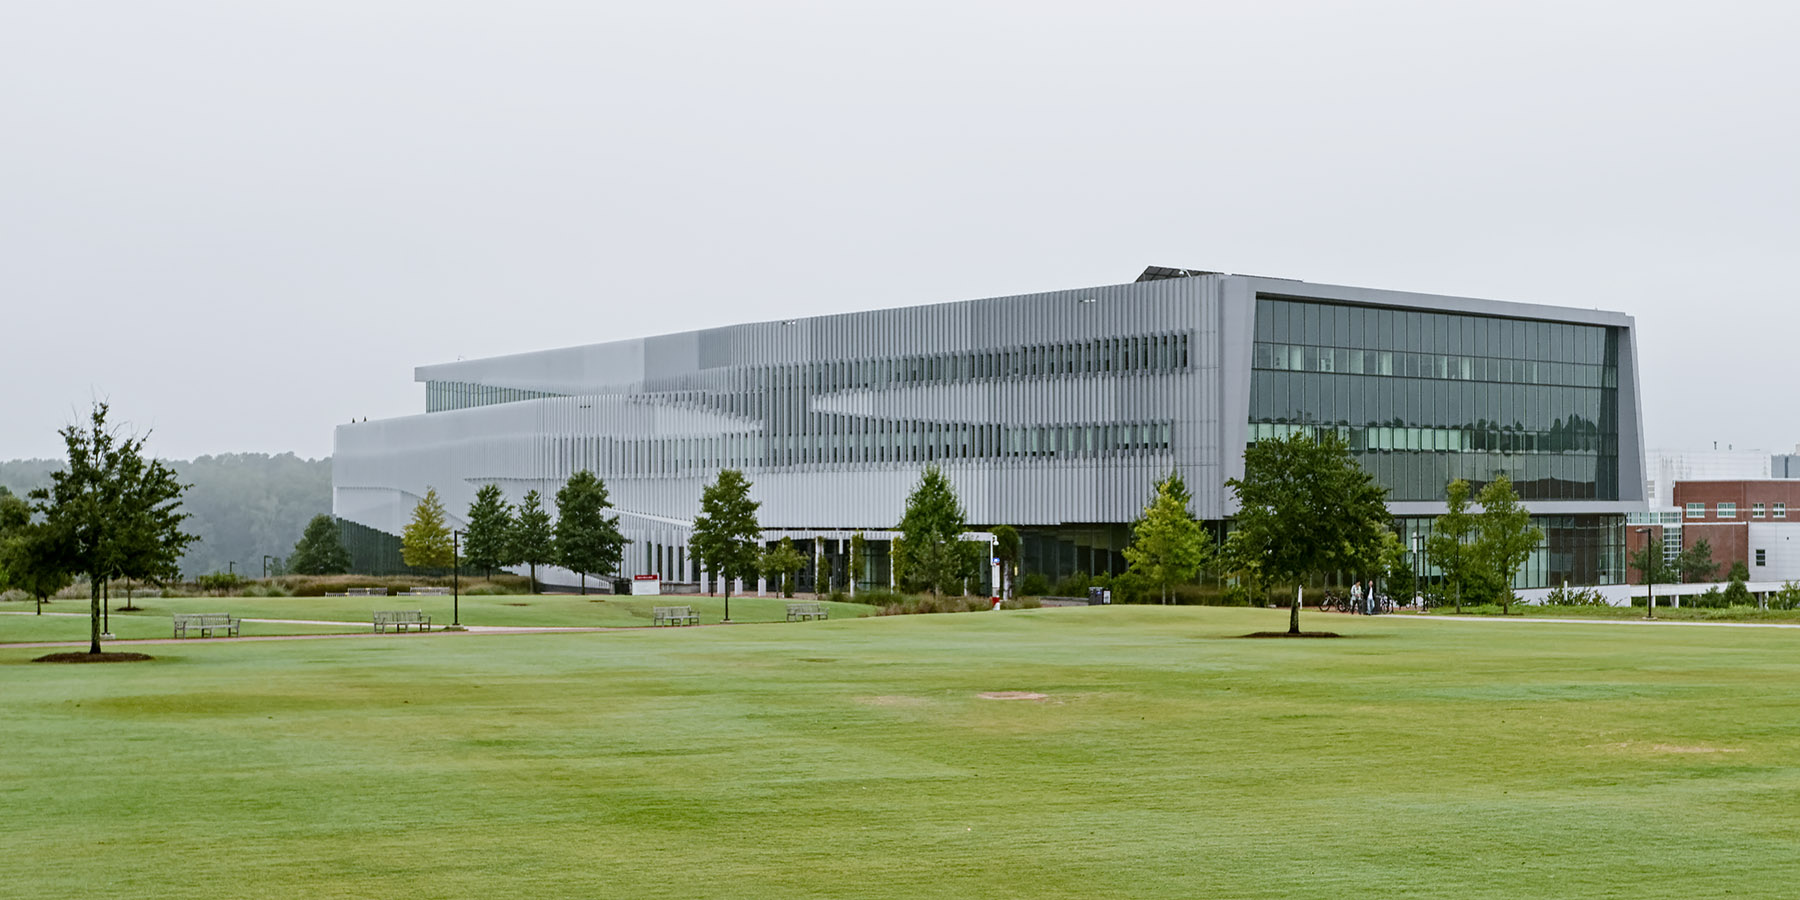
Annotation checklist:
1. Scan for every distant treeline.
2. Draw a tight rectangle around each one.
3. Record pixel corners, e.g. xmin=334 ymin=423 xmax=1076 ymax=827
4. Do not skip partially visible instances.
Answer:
xmin=0 ymin=453 xmax=332 ymax=578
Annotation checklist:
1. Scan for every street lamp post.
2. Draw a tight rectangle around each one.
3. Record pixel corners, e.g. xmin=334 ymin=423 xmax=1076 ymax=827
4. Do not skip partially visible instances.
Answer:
xmin=452 ymin=529 xmax=463 ymax=628
xmin=262 ymin=555 xmax=274 ymax=579
xmin=1635 ymin=526 xmax=1656 ymax=620
xmin=1411 ymin=531 xmax=1425 ymax=611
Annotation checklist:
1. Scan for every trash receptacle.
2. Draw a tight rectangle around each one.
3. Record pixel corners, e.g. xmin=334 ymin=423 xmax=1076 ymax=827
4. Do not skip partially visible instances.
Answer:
xmin=1087 ymin=587 xmax=1112 ymax=606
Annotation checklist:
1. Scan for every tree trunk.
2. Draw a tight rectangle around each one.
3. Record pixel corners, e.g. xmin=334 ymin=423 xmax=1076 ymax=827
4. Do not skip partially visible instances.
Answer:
xmin=723 ymin=579 xmax=732 ymax=622
xmin=529 ymin=564 xmax=538 ymax=595
xmin=580 ymin=572 xmax=586 ymax=595
xmin=1288 ymin=583 xmax=1302 ymax=635
xmin=90 ymin=576 xmax=102 ymax=654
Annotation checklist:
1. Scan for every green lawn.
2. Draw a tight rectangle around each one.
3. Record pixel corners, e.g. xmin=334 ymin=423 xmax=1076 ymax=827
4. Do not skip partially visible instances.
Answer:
xmin=90 ymin=592 xmax=875 ymax=629
xmin=0 ymin=609 xmax=361 ymax=642
xmin=5 ymin=606 xmax=1800 ymax=898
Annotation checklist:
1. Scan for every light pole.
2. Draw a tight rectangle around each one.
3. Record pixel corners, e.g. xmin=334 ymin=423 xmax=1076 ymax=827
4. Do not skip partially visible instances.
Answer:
xmin=262 ymin=555 xmax=274 ymax=579
xmin=1635 ymin=526 xmax=1657 ymax=620
xmin=1411 ymin=531 xmax=1425 ymax=611
xmin=451 ymin=529 xmax=463 ymax=628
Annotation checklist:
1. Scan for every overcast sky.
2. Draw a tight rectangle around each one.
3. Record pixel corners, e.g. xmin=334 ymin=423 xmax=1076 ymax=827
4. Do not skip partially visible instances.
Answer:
xmin=3 ymin=0 xmax=1795 ymax=462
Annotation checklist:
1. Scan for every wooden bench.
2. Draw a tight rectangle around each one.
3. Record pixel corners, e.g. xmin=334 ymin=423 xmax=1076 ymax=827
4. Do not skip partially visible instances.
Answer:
xmin=173 ymin=613 xmax=241 ymax=638
xmin=326 ymin=587 xmax=389 ymax=597
xmin=786 ymin=602 xmax=828 ymax=622
xmin=652 ymin=606 xmax=700 ymax=626
xmin=398 ymin=587 xmax=451 ymax=596
xmin=373 ymin=610 xmax=432 ymax=633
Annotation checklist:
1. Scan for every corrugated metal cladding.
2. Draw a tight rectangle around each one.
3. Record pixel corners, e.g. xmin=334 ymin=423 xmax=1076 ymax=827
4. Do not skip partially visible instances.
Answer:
xmin=335 ymin=269 xmax=1645 ymax=581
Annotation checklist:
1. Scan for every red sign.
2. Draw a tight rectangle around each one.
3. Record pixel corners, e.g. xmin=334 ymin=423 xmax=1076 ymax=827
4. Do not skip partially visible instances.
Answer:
xmin=634 ymin=574 xmax=661 ymax=581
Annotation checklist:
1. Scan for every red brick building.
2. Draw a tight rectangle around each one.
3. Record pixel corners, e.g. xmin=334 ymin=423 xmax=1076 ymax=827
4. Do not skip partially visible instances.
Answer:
xmin=1627 ymin=480 xmax=1800 ymax=583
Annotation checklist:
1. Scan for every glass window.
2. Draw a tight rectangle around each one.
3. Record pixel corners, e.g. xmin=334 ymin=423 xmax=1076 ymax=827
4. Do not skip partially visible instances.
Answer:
xmin=1777 ymin=503 xmax=1788 ymax=519
xmin=1686 ymin=502 xmax=1705 ymax=519
xmin=1718 ymin=502 xmax=1737 ymax=519
xmin=1754 ymin=502 xmax=1766 ymax=519
xmin=1757 ymin=549 xmax=1767 ymax=567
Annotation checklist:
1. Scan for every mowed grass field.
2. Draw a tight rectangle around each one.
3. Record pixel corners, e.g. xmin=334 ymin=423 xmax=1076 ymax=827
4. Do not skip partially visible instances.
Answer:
xmin=5 ymin=607 xmax=1800 ymax=899
xmin=0 ymin=592 xmax=876 ymax=642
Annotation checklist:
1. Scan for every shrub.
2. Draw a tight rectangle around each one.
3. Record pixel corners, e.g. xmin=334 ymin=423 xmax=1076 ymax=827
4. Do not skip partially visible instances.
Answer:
xmin=1053 ymin=573 xmax=1093 ymax=597
xmin=1017 ymin=573 xmax=1051 ymax=597
xmin=874 ymin=595 xmax=991 ymax=616
xmin=851 ymin=587 xmax=903 ymax=607
xmin=1723 ymin=578 xmax=1752 ymax=606
xmin=999 ymin=596 xmax=1041 ymax=610
xmin=1770 ymin=582 xmax=1800 ymax=610
xmin=1544 ymin=585 xmax=1609 ymax=607
xmin=462 ymin=583 xmax=515 ymax=596
xmin=195 ymin=572 xmax=247 ymax=594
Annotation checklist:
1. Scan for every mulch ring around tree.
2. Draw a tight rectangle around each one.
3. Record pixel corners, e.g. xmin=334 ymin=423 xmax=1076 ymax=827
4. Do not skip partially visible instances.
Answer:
xmin=32 ymin=651 xmax=156 ymax=663
xmin=1241 ymin=631 xmax=1343 ymax=639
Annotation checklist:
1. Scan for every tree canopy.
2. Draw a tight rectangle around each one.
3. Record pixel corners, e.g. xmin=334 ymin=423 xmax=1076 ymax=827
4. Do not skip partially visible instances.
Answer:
xmin=1473 ymin=475 xmax=1544 ymax=615
xmin=1677 ymin=538 xmax=1721 ymax=584
xmin=554 ymin=470 xmax=626 ymax=595
xmin=690 ymin=469 xmax=762 ymax=617
xmin=1124 ymin=471 xmax=1211 ymax=605
xmin=990 ymin=524 xmax=1020 ymax=600
xmin=510 ymin=490 xmax=555 ymax=594
xmin=31 ymin=403 xmax=197 ymax=653
xmin=1426 ymin=479 xmax=1484 ymax=611
xmin=400 ymin=487 xmax=454 ymax=570
xmin=760 ymin=536 xmax=807 ymax=598
xmin=462 ymin=484 xmax=516 ymax=579
xmin=288 ymin=514 xmax=352 ymax=575
xmin=894 ymin=465 xmax=979 ymax=599
xmin=1225 ymin=430 xmax=1390 ymax=635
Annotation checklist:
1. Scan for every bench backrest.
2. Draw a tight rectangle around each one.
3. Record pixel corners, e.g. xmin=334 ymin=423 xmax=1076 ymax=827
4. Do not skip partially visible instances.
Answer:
xmin=373 ymin=610 xmax=425 ymax=623
xmin=175 ymin=613 xmax=233 ymax=625
xmin=787 ymin=603 xmax=821 ymax=611
xmin=653 ymin=606 xmax=695 ymax=616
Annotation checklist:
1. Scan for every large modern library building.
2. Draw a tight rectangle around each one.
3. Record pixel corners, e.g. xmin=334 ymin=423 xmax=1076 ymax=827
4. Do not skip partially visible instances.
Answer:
xmin=332 ymin=266 xmax=1646 ymax=590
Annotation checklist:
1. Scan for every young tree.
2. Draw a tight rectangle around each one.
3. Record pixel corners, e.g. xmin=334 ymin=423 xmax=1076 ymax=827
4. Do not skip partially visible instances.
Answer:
xmin=401 ymin=488 xmax=454 ymax=571
xmin=1426 ymin=479 xmax=1483 ymax=612
xmin=1473 ymin=475 xmax=1544 ymax=616
xmin=510 ymin=490 xmax=555 ymax=594
xmin=462 ymin=484 xmax=516 ymax=580
xmin=31 ymin=403 xmax=197 ymax=654
xmin=1724 ymin=560 xmax=1752 ymax=605
xmin=554 ymin=470 xmax=626 ymax=595
xmin=289 ymin=514 xmax=352 ymax=575
xmin=990 ymin=525 xmax=1019 ymax=600
xmin=1676 ymin=539 xmax=1721 ymax=584
xmin=690 ymin=469 xmax=762 ymax=621
xmin=894 ymin=465 xmax=978 ymax=600
xmin=847 ymin=531 xmax=867 ymax=597
xmin=1124 ymin=472 xmax=1211 ymax=605
xmin=760 ymin=537 xmax=807 ymax=598
xmin=1629 ymin=541 xmax=1675 ymax=616
xmin=1225 ymin=430 xmax=1390 ymax=635
xmin=0 ymin=522 xmax=73 ymax=615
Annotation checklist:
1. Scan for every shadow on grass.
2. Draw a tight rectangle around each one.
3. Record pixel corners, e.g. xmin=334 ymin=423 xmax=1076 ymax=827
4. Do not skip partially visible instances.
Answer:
xmin=1239 ymin=631 xmax=1344 ymax=639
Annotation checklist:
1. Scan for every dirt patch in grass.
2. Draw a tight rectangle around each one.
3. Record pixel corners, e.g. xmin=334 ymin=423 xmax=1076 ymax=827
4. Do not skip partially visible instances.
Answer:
xmin=33 ymin=651 xmax=156 ymax=663
xmin=502 ymin=603 xmax=531 ymax=607
xmin=859 ymin=695 xmax=928 ymax=707
xmin=1241 ymin=631 xmax=1343 ymax=638
xmin=1654 ymin=744 xmax=1744 ymax=754
xmin=978 ymin=691 xmax=1048 ymax=701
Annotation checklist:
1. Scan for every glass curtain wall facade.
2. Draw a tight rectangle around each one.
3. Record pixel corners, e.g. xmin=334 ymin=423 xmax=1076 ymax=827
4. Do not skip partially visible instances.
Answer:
xmin=335 ymin=269 xmax=1643 ymax=591
xmin=1252 ymin=295 xmax=1627 ymax=586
